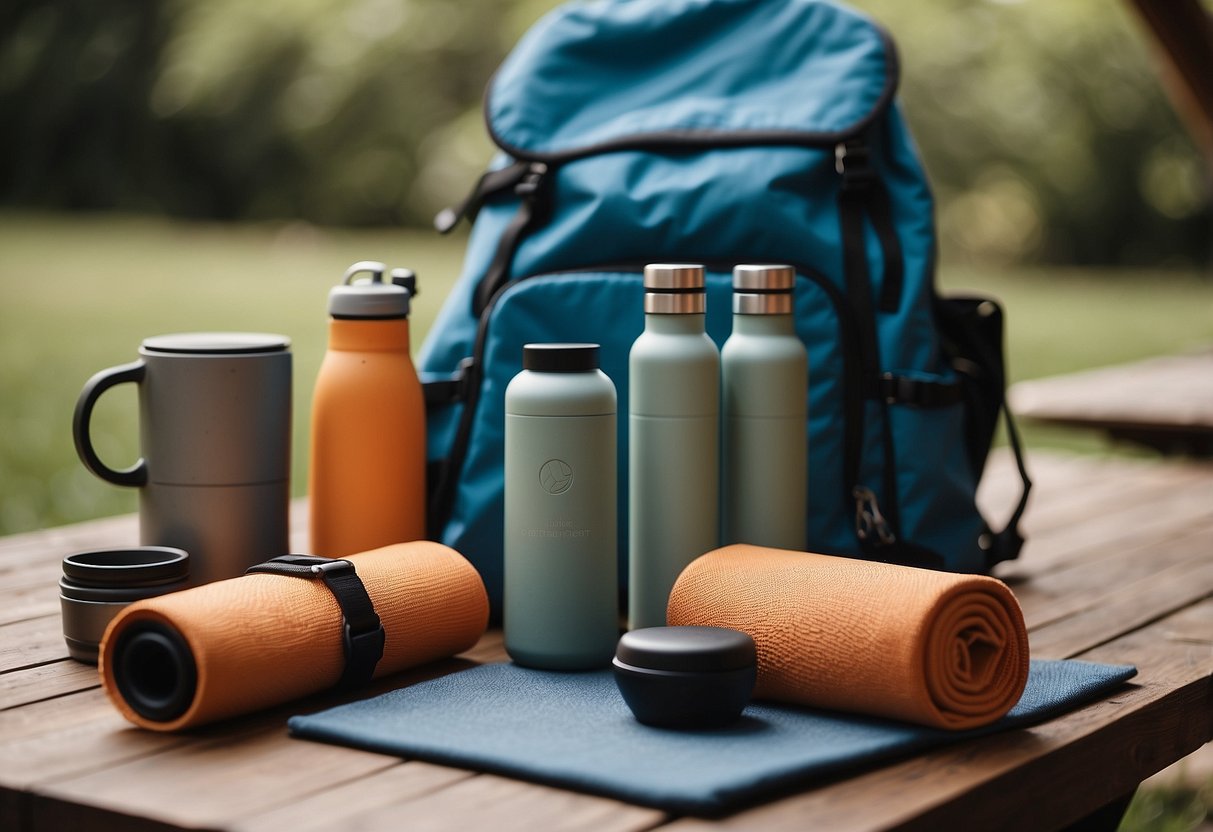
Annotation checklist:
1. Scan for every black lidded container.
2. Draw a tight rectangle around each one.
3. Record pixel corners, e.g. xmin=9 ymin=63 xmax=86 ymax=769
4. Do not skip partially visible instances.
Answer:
xmin=612 ymin=625 xmax=757 ymax=729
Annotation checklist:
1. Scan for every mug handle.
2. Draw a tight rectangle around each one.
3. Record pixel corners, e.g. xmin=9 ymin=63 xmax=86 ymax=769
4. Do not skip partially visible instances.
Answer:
xmin=72 ymin=360 xmax=149 ymax=487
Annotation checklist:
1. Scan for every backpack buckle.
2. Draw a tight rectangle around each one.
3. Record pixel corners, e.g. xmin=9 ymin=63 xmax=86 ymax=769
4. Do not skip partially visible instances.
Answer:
xmin=514 ymin=163 xmax=549 ymax=198
xmin=835 ymin=141 xmax=876 ymax=188
xmin=423 ymin=357 xmax=477 ymax=407
xmin=433 ymin=160 xmax=535 ymax=234
xmin=875 ymin=373 xmax=965 ymax=407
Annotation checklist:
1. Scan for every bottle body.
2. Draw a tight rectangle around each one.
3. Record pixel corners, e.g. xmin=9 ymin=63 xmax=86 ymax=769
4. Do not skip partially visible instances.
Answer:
xmin=721 ymin=313 xmax=808 ymax=548
xmin=309 ymin=318 xmax=426 ymax=556
xmin=629 ymin=314 xmax=720 ymax=630
xmin=504 ymin=355 xmax=618 ymax=670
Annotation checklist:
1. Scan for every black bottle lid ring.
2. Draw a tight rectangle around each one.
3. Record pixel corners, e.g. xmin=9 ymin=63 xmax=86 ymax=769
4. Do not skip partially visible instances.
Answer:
xmin=522 ymin=343 xmax=600 ymax=373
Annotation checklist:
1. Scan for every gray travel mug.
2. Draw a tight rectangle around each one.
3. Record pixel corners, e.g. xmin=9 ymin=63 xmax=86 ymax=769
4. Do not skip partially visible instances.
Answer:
xmin=72 ymin=333 xmax=292 ymax=586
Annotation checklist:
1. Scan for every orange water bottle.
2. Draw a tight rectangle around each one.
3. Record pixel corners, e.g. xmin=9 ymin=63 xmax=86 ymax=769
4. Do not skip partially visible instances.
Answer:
xmin=309 ymin=261 xmax=426 ymax=556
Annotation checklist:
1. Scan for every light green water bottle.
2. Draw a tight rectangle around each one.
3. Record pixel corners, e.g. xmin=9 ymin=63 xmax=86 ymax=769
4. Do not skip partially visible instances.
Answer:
xmin=722 ymin=264 xmax=808 ymax=549
xmin=504 ymin=343 xmax=618 ymax=669
xmin=628 ymin=264 xmax=719 ymax=630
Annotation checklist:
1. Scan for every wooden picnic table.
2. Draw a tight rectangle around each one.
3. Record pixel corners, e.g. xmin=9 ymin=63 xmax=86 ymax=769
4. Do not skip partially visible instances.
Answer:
xmin=1009 ymin=349 xmax=1213 ymax=457
xmin=2 ymin=449 xmax=1211 ymax=831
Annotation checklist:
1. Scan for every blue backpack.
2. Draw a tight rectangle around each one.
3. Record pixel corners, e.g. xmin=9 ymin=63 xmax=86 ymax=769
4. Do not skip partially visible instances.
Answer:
xmin=418 ymin=0 xmax=1030 ymax=610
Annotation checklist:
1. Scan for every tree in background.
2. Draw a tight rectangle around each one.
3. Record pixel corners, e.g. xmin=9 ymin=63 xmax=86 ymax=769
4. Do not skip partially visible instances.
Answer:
xmin=0 ymin=0 xmax=177 ymax=214
xmin=857 ymin=0 xmax=1212 ymax=267
xmin=1 ymin=0 xmax=1208 ymax=267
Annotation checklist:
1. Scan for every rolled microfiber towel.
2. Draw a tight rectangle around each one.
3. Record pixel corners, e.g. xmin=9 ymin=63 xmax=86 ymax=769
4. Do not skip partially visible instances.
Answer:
xmin=99 ymin=542 xmax=489 ymax=732
xmin=667 ymin=544 xmax=1029 ymax=730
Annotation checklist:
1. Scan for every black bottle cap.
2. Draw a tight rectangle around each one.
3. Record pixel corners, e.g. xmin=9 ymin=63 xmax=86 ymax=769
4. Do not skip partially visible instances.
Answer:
xmin=522 ymin=343 xmax=600 ymax=373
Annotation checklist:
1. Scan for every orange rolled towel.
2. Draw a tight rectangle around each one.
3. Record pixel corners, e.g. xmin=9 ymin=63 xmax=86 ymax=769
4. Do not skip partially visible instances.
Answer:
xmin=667 ymin=545 xmax=1029 ymax=730
xmin=100 ymin=542 xmax=489 ymax=732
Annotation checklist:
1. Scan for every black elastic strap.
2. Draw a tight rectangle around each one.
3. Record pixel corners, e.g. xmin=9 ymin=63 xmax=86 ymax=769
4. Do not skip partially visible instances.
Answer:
xmin=985 ymin=404 xmax=1032 ymax=568
xmin=865 ymin=179 xmax=905 ymax=313
xmin=873 ymin=373 xmax=965 ymax=407
xmin=838 ymin=182 xmax=877 ymax=522
xmin=246 ymin=555 xmax=386 ymax=690
xmin=840 ymin=176 xmax=902 ymax=548
xmin=942 ymin=298 xmax=1032 ymax=569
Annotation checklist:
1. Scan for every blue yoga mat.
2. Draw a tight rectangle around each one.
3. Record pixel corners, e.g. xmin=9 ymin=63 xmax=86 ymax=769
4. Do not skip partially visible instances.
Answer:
xmin=289 ymin=659 xmax=1135 ymax=814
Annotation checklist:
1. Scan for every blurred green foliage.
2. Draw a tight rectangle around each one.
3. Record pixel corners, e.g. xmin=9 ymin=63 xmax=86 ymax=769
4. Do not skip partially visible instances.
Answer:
xmin=855 ymin=0 xmax=1212 ymax=267
xmin=1120 ymin=778 xmax=1213 ymax=832
xmin=1 ymin=0 xmax=1210 ymax=265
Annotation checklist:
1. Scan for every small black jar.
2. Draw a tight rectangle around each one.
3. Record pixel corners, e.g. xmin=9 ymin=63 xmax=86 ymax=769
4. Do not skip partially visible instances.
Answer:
xmin=613 ymin=625 xmax=757 ymax=729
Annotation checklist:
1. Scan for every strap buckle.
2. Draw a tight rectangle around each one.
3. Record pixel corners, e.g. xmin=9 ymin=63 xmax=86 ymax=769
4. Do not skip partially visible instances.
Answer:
xmin=246 ymin=555 xmax=386 ymax=690
xmin=835 ymin=140 xmax=877 ymax=188
xmin=433 ymin=159 xmax=533 ymax=234
xmin=874 ymin=373 xmax=964 ymax=408
xmin=344 ymin=621 xmax=387 ymax=685
xmin=514 ymin=162 xmax=549 ymax=198
xmin=423 ymin=357 xmax=476 ymax=407
xmin=310 ymin=558 xmax=353 ymax=575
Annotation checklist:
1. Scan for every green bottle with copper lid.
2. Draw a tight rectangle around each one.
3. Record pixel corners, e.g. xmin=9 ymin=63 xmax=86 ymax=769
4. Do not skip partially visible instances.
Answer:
xmin=628 ymin=264 xmax=720 ymax=630
xmin=721 ymin=264 xmax=808 ymax=549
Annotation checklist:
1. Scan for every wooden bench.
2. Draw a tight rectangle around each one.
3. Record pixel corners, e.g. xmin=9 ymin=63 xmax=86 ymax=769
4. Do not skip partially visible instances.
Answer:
xmin=1009 ymin=349 xmax=1213 ymax=456
xmin=2 ymin=449 xmax=1211 ymax=831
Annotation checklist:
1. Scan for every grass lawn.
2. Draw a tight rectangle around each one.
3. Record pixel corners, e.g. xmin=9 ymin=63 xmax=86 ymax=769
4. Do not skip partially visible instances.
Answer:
xmin=2 ymin=210 xmax=1211 ymax=536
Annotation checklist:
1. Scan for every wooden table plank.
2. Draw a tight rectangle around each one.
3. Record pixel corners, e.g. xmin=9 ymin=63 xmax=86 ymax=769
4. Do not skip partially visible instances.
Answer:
xmin=1009 ymin=350 xmax=1213 ymax=455
xmin=0 ymin=580 xmax=64 ymax=628
xmin=292 ymin=772 xmax=664 ymax=832
xmin=1015 ymin=457 xmax=1210 ymax=543
xmin=30 ymin=725 xmax=402 ymax=831
xmin=0 ymin=615 xmax=69 ymax=674
xmin=4 ymin=650 xmax=496 ymax=830
xmin=999 ymin=470 xmax=1213 ymax=581
xmin=1028 ymin=552 xmax=1213 ymax=659
xmin=232 ymin=762 xmax=477 ymax=832
xmin=0 ymin=515 xmax=136 ymax=566
xmin=1014 ymin=525 xmax=1212 ymax=632
xmin=0 ymin=659 xmax=99 ymax=711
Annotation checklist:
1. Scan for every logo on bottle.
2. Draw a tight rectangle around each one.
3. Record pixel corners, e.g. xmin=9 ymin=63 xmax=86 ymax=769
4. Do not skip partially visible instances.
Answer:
xmin=539 ymin=459 xmax=573 ymax=495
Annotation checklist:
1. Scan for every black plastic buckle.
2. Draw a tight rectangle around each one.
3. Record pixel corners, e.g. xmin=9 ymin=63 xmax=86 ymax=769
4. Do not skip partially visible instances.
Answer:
xmin=246 ymin=554 xmax=386 ymax=691
xmin=423 ymin=356 xmax=476 ymax=407
xmin=873 ymin=373 xmax=964 ymax=408
xmin=514 ymin=162 xmax=548 ymax=199
xmin=433 ymin=160 xmax=534 ymax=234
xmin=342 ymin=620 xmax=387 ymax=688
xmin=835 ymin=140 xmax=877 ymax=189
